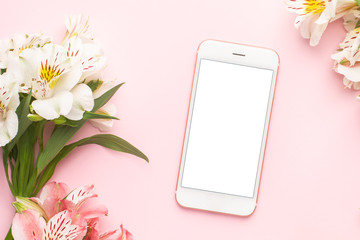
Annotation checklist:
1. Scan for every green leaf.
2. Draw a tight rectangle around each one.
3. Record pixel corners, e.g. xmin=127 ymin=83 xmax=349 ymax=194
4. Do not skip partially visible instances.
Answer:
xmin=36 ymin=83 xmax=124 ymax=176
xmin=93 ymin=82 xmax=124 ymax=111
xmin=36 ymin=124 xmax=85 ymax=176
xmin=35 ymin=134 xmax=148 ymax=194
xmin=17 ymin=123 xmax=37 ymax=196
xmin=70 ymin=134 xmax=148 ymax=162
xmin=83 ymin=111 xmax=119 ymax=120
xmin=11 ymin=153 xmax=20 ymax=194
xmin=87 ymin=79 xmax=103 ymax=92
xmin=2 ymin=150 xmax=15 ymax=196
xmin=35 ymin=138 xmax=84 ymax=194
xmin=357 ymin=0 xmax=360 ymax=7
xmin=1 ymin=68 xmax=6 ymax=75
xmin=5 ymin=228 xmax=13 ymax=240
xmin=24 ymin=171 xmax=38 ymax=197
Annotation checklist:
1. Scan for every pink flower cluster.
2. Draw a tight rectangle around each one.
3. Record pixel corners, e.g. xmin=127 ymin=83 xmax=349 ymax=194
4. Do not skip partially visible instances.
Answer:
xmin=11 ymin=182 xmax=132 ymax=240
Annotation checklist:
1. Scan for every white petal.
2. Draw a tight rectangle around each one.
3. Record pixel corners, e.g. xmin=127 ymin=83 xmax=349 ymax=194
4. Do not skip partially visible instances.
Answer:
xmin=343 ymin=10 xmax=357 ymax=31
xmin=299 ymin=14 xmax=317 ymax=39
xmin=332 ymin=50 xmax=347 ymax=62
xmin=5 ymin=110 xmax=18 ymax=141
xmin=7 ymin=84 xmax=20 ymax=111
xmin=0 ymin=110 xmax=18 ymax=147
xmin=93 ymin=79 xmax=115 ymax=99
xmin=90 ymin=119 xmax=114 ymax=132
xmin=64 ymin=14 xmax=92 ymax=42
xmin=336 ymin=63 xmax=360 ymax=82
xmin=309 ymin=22 xmax=328 ymax=46
xmin=294 ymin=15 xmax=306 ymax=28
xmin=316 ymin=0 xmax=336 ymax=24
xmin=32 ymin=91 xmax=73 ymax=120
xmin=53 ymin=60 xmax=83 ymax=93
xmin=89 ymin=103 xmax=117 ymax=132
xmin=65 ymin=84 xmax=94 ymax=120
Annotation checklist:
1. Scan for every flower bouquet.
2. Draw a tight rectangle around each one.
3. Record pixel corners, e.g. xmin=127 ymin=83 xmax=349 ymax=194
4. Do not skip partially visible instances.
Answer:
xmin=286 ymin=0 xmax=360 ymax=91
xmin=1 ymin=15 xmax=148 ymax=239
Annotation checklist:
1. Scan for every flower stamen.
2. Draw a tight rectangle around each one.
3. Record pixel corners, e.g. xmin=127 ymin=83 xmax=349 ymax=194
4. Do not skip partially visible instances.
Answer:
xmin=39 ymin=59 xmax=65 ymax=89
xmin=304 ymin=0 xmax=326 ymax=15
xmin=0 ymin=101 xmax=6 ymax=117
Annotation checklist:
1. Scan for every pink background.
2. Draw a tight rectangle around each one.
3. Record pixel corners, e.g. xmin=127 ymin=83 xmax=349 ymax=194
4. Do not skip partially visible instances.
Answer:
xmin=1 ymin=0 xmax=360 ymax=239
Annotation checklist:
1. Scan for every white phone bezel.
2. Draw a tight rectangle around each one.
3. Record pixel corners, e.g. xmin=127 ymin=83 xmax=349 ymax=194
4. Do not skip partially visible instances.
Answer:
xmin=176 ymin=40 xmax=279 ymax=216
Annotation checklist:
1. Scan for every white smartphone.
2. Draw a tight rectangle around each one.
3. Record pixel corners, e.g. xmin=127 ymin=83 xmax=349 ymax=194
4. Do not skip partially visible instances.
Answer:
xmin=176 ymin=40 xmax=279 ymax=216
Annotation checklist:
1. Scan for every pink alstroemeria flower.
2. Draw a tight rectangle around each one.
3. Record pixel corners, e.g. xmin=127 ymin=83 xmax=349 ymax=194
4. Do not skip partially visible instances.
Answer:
xmin=11 ymin=182 xmax=133 ymax=240
xmin=12 ymin=209 xmax=86 ymax=240
xmin=84 ymin=219 xmax=133 ymax=240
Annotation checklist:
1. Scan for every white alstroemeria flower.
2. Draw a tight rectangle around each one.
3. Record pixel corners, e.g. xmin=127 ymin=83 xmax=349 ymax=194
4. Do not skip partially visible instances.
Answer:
xmin=63 ymin=14 xmax=93 ymax=43
xmin=332 ymin=26 xmax=360 ymax=89
xmin=342 ymin=7 xmax=360 ymax=31
xmin=286 ymin=0 xmax=356 ymax=46
xmin=64 ymin=36 xmax=106 ymax=81
xmin=20 ymin=43 xmax=94 ymax=120
xmin=0 ymin=34 xmax=52 ymax=93
xmin=10 ymin=34 xmax=51 ymax=56
xmin=0 ymin=39 xmax=11 ymax=69
xmin=0 ymin=34 xmax=51 ymax=69
xmin=89 ymin=103 xmax=117 ymax=131
xmin=0 ymin=72 xmax=20 ymax=147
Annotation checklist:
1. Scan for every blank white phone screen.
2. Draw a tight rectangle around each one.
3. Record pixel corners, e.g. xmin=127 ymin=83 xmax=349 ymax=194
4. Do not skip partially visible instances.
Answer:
xmin=181 ymin=59 xmax=273 ymax=198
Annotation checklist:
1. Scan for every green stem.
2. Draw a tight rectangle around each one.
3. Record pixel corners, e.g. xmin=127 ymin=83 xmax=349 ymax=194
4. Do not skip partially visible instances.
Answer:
xmin=37 ymin=121 xmax=46 ymax=154
xmin=24 ymin=171 xmax=38 ymax=197
xmin=2 ymin=150 xmax=15 ymax=196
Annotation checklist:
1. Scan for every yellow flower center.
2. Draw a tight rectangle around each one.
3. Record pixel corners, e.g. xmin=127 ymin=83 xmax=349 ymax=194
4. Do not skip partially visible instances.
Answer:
xmin=304 ymin=0 xmax=326 ymax=15
xmin=0 ymin=101 xmax=5 ymax=116
xmin=39 ymin=60 xmax=64 ymax=89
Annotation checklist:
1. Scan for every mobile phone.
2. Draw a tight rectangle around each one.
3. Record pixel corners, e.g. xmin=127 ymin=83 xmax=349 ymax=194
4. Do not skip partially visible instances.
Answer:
xmin=176 ymin=40 xmax=279 ymax=216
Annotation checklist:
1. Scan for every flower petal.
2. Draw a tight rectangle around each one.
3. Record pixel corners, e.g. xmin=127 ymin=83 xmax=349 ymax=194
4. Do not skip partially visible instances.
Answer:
xmin=32 ymin=91 xmax=73 ymax=120
xmin=65 ymin=83 xmax=94 ymax=120
xmin=83 ymin=218 xmax=101 ymax=240
xmin=54 ymin=60 xmax=83 ymax=94
xmin=0 ymin=110 xmax=18 ymax=147
xmin=309 ymin=22 xmax=328 ymax=46
xmin=78 ymin=203 xmax=108 ymax=219
xmin=31 ymin=181 xmax=70 ymax=219
xmin=336 ymin=62 xmax=360 ymax=82
xmin=39 ymin=181 xmax=70 ymax=203
xmin=89 ymin=103 xmax=117 ymax=132
xmin=44 ymin=210 xmax=86 ymax=240
xmin=14 ymin=197 xmax=48 ymax=221
xmin=11 ymin=209 xmax=45 ymax=240
xmin=92 ymin=79 xmax=115 ymax=99
xmin=299 ymin=13 xmax=318 ymax=39
xmin=65 ymin=184 xmax=97 ymax=208
xmin=99 ymin=225 xmax=133 ymax=240
xmin=315 ymin=0 xmax=336 ymax=25
xmin=64 ymin=14 xmax=92 ymax=41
